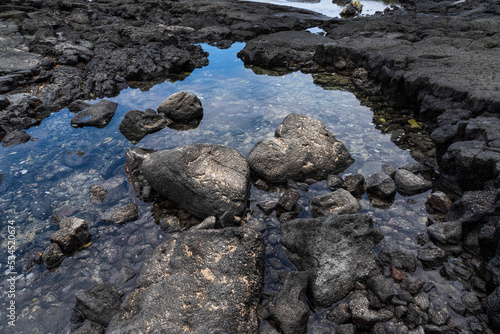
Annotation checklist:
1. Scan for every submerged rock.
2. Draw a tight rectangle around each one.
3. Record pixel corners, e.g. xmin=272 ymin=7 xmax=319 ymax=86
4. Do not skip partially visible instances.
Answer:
xmin=247 ymin=113 xmax=354 ymax=183
xmin=74 ymin=284 xmax=123 ymax=327
xmin=2 ymin=129 xmax=31 ymax=147
xmin=49 ymin=215 xmax=91 ymax=255
xmin=107 ymin=228 xmax=264 ymax=333
xmin=342 ymin=174 xmax=366 ymax=198
xmin=118 ymin=109 xmax=171 ymax=143
xmin=366 ymin=172 xmax=396 ymax=200
xmin=89 ymin=185 xmax=107 ymax=204
xmin=140 ymin=143 xmax=250 ymax=218
xmin=101 ymin=203 xmax=139 ymax=225
xmin=70 ymin=100 xmax=118 ymax=128
xmin=42 ymin=243 xmax=65 ymax=269
xmin=280 ymin=214 xmax=380 ymax=309
xmin=309 ymin=188 xmax=360 ymax=217
xmin=157 ymin=91 xmax=203 ymax=122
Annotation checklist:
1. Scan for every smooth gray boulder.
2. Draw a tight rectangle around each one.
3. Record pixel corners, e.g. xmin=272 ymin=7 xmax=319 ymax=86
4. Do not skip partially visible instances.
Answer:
xmin=101 ymin=203 xmax=139 ymax=225
xmin=394 ymin=169 xmax=432 ymax=196
xmin=70 ymin=100 xmax=118 ymax=128
xmin=107 ymin=227 xmax=264 ymax=333
xmin=427 ymin=220 xmax=462 ymax=245
xmin=366 ymin=172 xmax=396 ymax=199
xmin=157 ymin=91 xmax=203 ymax=121
xmin=309 ymin=188 xmax=360 ymax=217
xmin=247 ymin=113 xmax=354 ymax=183
xmin=118 ymin=109 xmax=171 ymax=143
xmin=140 ymin=143 xmax=250 ymax=218
xmin=280 ymin=214 xmax=380 ymax=309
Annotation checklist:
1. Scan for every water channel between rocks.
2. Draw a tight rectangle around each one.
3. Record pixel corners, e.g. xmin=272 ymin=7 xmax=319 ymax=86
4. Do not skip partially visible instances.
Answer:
xmin=0 ymin=42 xmax=471 ymax=333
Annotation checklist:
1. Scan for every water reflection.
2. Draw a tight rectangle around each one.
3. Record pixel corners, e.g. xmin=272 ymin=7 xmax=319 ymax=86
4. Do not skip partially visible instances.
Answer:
xmin=0 ymin=43 xmax=434 ymax=333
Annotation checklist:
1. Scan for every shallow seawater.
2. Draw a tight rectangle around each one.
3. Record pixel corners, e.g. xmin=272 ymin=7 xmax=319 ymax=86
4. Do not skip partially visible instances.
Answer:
xmin=0 ymin=43 xmax=465 ymax=333
xmin=242 ymin=0 xmax=399 ymax=17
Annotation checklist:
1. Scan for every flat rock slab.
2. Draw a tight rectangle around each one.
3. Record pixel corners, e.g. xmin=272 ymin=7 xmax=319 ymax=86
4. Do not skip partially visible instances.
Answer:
xmin=247 ymin=113 xmax=354 ymax=183
xmin=107 ymin=227 xmax=264 ymax=334
xmin=280 ymin=213 xmax=380 ymax=309
xmin=71 ymin=100 xmax=118 ymax=128
xmin=141 ymin=143 xmax=250 ymax=218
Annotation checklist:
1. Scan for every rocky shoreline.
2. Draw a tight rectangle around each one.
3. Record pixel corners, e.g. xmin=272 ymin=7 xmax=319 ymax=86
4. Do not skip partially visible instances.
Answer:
xmin=1 ymin=0 xmax=500 ymax=333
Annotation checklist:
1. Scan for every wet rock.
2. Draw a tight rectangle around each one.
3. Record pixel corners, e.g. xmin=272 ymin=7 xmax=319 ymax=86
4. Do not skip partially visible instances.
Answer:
xmin=101 ymin=203 xmax=139 ymax=225
xmin=257 ymin=201 xmax=277 ymax=215
xmin=158 ymin=215 xmax=182 ymax=233
xmin=382 ymin=164 xmax=396 ymax=178
xmin=394 ymin=169 xmax=432 ymax=196
xmin=427 ymin=220 xmax=462 ymax=245
xmin=89 ymin=185 xmax=107 ymax=204
xmin=42 ymin=243 xmax=65 ymax=269
xmin=219 ymin=211 xmax=238 ymax=228
xmin=349 ymin=291 xmax=393 ymax=328
xmin=49 ymin=216 xmax=91 ymax=255
xmin=327 ymin=302 xmax=351 ymax=325
xmin=366 ymin=172 xmax=396 ymax=199
xmin=327 ymin=174 xmax=344 ymax=190
xmin=337 ymin=323 xmax=357 ymax=334
xmin=445 ymin=190 xmax=496 ymax=228
xmin=72 ymin=320 xmax=104 ymax=334
xmin=2 ymin=129 xmax=31 ymax=147
xmin=139 ymin=144 xmax=249 ymax=218
xmin=487 ymin=253 xmax=500 ymax=287
xmin=379 ymin=244 xmax=418 ymax=273
xmin=287 ymin=179 xmax=309 ymax=191
xmin=426 ymin=191 xmax=453 ymax=214
xmin=268 ymin=271 xmax=309 ymax=334
xmin=74 ymin=284 xmax=122 ymax=327
xmin=0 ymin=95 xmax=9 ymax=110
xmin=157 ymin=91 xmax=203 ymax=122
xmin=280 ymin=214 xmax=379 ymax=309
xmin=67 ymin=100 xmax=91 ymax=113
xmin=367 ymin=274 xmax=395 ymax=303
xmin=340 ymin=0 xmax=363 ymax=18
xmin=342 ymin=174 xmax=366 ymax=198
xmin=309 ymin=188 xmax=360 ymax=217
xmin=276 ymin=188 xmax=301 ymax=212
xmin=191 ymin=216 xmax=216 ymax=230
xmin=247 ymin=113 xmax=354 ymax=183
xmin=486 ymin=287 xmax=500 ymax=329
xmin=107 ymin=228 xmax=264 ymax=333
xmin=428 ymin=307 xmax=450 ymax=326
xmin=479 ymin=219 xmax=500 ymax=260
xmin=461 ymin=291 xmax=482 ymax=314
xmin=118 ymin=109 xmax=171 ymax=143
xmin=70 ymin=100 xmax=118 ymax=128
xmin=417 ymin=243 xmax=447 ymax=268
xmin=406 ymin=303 xmax=429 ymax=327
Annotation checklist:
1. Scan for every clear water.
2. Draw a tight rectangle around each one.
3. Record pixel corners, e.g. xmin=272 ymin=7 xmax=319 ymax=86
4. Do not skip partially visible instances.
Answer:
xmin=0 ymin=43 xmax=470 ymax=333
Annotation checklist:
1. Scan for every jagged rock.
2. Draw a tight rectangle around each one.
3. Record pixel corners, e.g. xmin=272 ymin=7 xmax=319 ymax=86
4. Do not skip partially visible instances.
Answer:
xmin=277 ymin=188 xmax=301 ymax=212
xmin=247 ymin=113 xmax=354 ymax=183
xmin=74 ymin=284 xmax=123 ymax=327
xmin=70 ymin=100 xmax=118 ymax=128
xmin=119 ymin=109 xmax=171 ymax=143
xmin=138 ymin=144 xmax=250 ymax=218
xmin=106 ymin=228 xmax=264 ymax=333
xmin=342 ymin=174 xmax=366 ymax=198
xmin=337 ymin=323 xmax=357 ymax=334
xmin=394 ymin=169 xmax=432 ymax=196
xmin=49 ymin=216 xmax=91 ymax=255
xmin=382 ymin=164 xmax=397 ymax=178
xmin=340 ymin=0 xmax=363 ymax=18
xmin=327 ymin=302 xmax=351 ymax=325
xmin=486 ymin=287 xmax=500 ymax=329
xmin=417 ymin=243 xmax=447 ymax=268
xmin=366 ymin=172 xmax=396 ymax=199
xmin=309 ymin=188 xmax=360 ymax=217
xmin=349 ymin=291 xmax=393 ymax=328
xmin=89 ymin=185 xmax=107 ymax=204
xmin=268 ymin=271 xmax=309 ymax=334
xmin=327 ymin=174 xmax=344 ymax=190
xmin=487 ymin=253 xmax=500 ymax=287
xmin=366 ymin=274 xmax=395 ymax=303
xmin=427 ymin=220 xmax=462 ymax=245
xmin=428 ymin=307 xmax=450 ymax=326
xmin=461 ymin=292 xmax=482 ymax=314
xmin=379 ymin=244 xmax=418 ymax=273
xmin=72 ymin=320 xmax=104 ymax=334
xmin=479 ymin=218 xmax=500 ymax=260
xmin=426 ymin=191 xmax=453 ymax=214
xmin=101 ymin=203 xmax=139 ymax=225
xmin=257 ymin=201 xmax=277 ymax=215
xmin=280 ymin=214 xmax=379 ymax=309
xmin=2 ymin=129 xmax=31 ymax=147
xmin=42 ymin=243 xmax=65 ymax=268
xmin=406 ymin=304 xmax=429 ymax=327
xmin=157 ymin=91 xmax=203 ymax=122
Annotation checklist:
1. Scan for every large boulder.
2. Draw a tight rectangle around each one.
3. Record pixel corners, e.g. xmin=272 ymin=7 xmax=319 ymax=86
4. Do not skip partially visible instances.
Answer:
xmin=70 ymin=100 xmax=118 ymax=128
xmin=247 ymin=113 xmax=354 ymax=183
xmin=140 ymin=143 xmax=250 ymax=218
xmin=107 ymin=228 xmax=264 ymax=333
xmin=157 ymin=91 xmax=203 ymax=122
xmin=280 ymin=214 xmax=380 ymax=309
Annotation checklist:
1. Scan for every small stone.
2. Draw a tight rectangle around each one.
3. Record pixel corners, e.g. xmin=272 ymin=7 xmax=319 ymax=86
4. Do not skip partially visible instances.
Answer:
xmin=417 ymin=243 xmax=448 ymax=268
xmin=50 ymin=217 xmax=91 ymax=255
xmin=426 ymin=191 xmax=453 ymax=214
xmin=428 ymin=307 xmax=450 ymax=326
xmin=191 ymin=216 xmax=216 ymax=230
xmin=366 ymin=274 xmax=395 ymax=303
xmin=71 ymin=100 xmax=118 ymax=128
xmin=427 ymin=220 xmax=462 ymax=245
xmin=327 ymin=302 xmax=351 ymax=325
xmin=89 ymin=185 xmax=107 ymax=204
xmin=72 ymin=320 xmax=104 ymax=334
xmin=157 ymin=91 xmax=203 ymax=122
xmin=342 ymin=174 xmax=366 ymax=197
xmin=101 ymin=203 xmax=139 ymax=225
xmin=486 ymin=287 xmax=500 ymax=328
xmin=276 ymin=188 xmax=301 ymax=212
xmin=337 ymin=323 xmax=356 ymax=334
xmin=257 ymin=201 xmax=277 ymax=215
xmin=366 ymin=172 xmax=396 ymax=199
xmin=309 ymin=188 xmax=360 ymax=217
xmin=449 ymin=301 xmax=466 ymax=316
xmin=287 ymin=179 xmax=309 ymax=191
xmin=158 ymin=215 xmax=182 ymax=233
xmin=380 ymin=244 xmax=417 ymax=273
xmin=461 ymin=291 xmax=482 ymax=314
xmin=327 ymin=174 xmax=344 ymax=190
xmin=394 ymin=169 xmax=432 ymax=196
xmin=2 ymin=130 xmax=31 ymax=147
xmin=382 ymin=164 xmax=396 ymax=178
xmin=74 ymin=284 xmax=122 ymax=327
xmin=42 ymin=243 xmax=65 ymax=268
